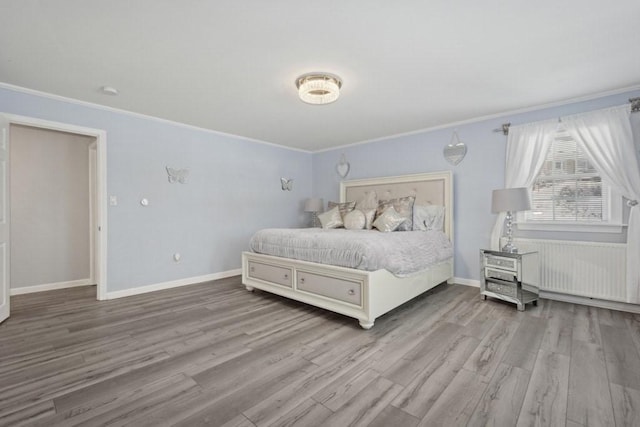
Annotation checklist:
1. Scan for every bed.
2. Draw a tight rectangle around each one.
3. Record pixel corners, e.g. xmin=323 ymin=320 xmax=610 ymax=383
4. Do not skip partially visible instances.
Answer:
xmin=241 ymin=171 xmax=454 ymax=329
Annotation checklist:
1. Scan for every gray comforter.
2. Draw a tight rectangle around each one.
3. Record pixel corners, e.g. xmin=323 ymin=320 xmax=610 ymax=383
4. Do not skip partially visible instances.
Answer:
xmin=249 ymin=228 xmax=453 ymax=277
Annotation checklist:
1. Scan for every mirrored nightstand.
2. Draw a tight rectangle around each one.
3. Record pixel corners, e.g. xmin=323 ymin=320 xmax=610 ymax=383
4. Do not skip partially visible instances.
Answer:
xmin=480 ymin=249 xmax=540 ymax=311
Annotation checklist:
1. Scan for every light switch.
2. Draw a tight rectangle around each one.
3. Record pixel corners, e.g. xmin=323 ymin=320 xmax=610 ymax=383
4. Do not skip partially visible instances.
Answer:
xmin=109 ymin=195 xmax=118 ymax=206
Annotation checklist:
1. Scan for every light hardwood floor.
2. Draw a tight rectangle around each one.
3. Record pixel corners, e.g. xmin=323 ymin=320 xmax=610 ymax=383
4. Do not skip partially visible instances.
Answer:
xmin=2 ymin=277 xmax=640 ymax=426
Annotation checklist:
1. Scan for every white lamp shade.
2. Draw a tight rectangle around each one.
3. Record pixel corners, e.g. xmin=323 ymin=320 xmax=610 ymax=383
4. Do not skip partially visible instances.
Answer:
xmin=304 ymin=197 xmax=324 ymax=212
xmin=491 ymin=188 xmax=531 ymax=213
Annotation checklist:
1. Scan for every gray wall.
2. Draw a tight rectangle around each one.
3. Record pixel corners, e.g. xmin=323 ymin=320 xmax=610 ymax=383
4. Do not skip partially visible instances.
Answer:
xmin=10 ymin=125 xmax=93 ymax=288
xmin=312 ymin=89 xmax=640 ymax=282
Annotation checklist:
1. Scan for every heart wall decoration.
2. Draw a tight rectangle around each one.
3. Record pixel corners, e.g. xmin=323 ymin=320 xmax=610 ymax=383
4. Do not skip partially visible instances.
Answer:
xmin=443 ymin=131 xmax=467 ymax=166
xmin=336 ymin=153 xmax=350 ymax=178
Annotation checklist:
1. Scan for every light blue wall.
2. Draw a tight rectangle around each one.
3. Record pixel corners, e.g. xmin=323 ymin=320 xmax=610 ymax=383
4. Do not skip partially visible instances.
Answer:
xmin=0 ymin=87 xmax=312 ymax=292
xmin=3 ymin=85 xmax=638 ymax=289
xmin=312 ymin=89 xmax=640 ymax=281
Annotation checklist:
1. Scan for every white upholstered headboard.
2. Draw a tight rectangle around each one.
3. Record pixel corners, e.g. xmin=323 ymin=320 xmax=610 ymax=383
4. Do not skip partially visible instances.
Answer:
xmin=340 ymin=171 xmax=453 ymax=241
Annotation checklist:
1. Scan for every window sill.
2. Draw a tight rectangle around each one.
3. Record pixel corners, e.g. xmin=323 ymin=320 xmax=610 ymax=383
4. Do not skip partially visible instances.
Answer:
xmin=516 ymin=222 xmax=626 ymax=234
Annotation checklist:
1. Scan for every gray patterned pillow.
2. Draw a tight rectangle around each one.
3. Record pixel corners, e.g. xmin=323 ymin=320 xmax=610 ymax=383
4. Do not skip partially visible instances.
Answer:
xmin=343 ymin=210 xmax=366 ymax=230
xmin=376 ymin=196 xmax=415 ymax=231
xmin=318 ymin=206 xmax=343 ymax=229
xmin=328 ymin=201 xmax=356 ymax=221
xmin=372 ymin=206 xmax=406 ymax=232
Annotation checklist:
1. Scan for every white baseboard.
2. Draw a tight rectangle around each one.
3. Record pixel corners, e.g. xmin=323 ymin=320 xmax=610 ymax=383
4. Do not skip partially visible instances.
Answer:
xmin=449 ymin=277 xmax=480 ymax=288
xmin=10 ymin=278 xmax=94 ymax=295
xmin=445 ymin=277 xmax=640 ymax=314
xmin=105 ymin=269 xmax=242 ymax=300
xmin=540 ymin=290 xmax=640 ymax=314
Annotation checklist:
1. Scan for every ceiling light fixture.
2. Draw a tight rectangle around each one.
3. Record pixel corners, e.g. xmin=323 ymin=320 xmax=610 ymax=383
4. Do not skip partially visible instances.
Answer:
xmin=295 ymin=73 xmax=342 ymax=105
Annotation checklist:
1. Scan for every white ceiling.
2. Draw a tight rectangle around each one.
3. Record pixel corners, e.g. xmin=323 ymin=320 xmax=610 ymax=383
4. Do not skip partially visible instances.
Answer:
xmin=1 ymin=1 xmax=639 ymax=151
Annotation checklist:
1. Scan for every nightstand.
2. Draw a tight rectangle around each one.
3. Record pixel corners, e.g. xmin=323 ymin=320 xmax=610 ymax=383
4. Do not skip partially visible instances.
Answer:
xmin=480 ymin=249 xmax=540 ymax=311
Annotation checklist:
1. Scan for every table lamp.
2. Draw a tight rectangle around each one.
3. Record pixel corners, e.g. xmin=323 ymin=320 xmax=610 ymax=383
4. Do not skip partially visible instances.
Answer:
xmin=492 ymin=187 xmax=531 ymax=253
xmin=304 ymin=198 xmax=324 ymax=228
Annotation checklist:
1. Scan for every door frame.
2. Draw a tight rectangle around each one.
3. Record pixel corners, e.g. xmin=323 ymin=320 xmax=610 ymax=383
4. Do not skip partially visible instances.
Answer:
xmin=5 ymin=114 xmax=108 ymax=300
xmin=89 ymin=142 xmax=97 ymax=285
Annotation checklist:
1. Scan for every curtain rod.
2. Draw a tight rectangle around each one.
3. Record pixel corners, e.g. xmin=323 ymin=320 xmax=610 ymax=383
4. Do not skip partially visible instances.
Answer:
xmin=493 ymin=97 xmax=640 ymax=135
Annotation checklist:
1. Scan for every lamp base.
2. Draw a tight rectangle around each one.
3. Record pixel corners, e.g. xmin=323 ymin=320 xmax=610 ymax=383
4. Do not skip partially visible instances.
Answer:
xmin=501 ymin=210 xmax=518 ymax=253
xmin=501 ymin=242 xmax=518 ymax=253
xmin=311 ymin=213 xmax=321 ymax=228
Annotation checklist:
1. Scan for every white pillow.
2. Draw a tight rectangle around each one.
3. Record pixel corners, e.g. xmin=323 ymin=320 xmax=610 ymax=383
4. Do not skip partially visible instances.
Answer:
xmin=318 ymin=206 xmax=343 ymax=229
xmin=373 ymin=206 xmax=406 ymax=232
xmin=413 ymin=204 xmax=445 ymax=231
xmin=359 ymin=208 xmax=376 ymax=230
xmin=343 ymin=210 xmax=366 ymax=230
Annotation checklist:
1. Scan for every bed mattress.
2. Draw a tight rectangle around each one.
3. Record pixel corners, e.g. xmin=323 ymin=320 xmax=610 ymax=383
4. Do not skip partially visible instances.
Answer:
xmin=249 ymin=228 xmax=453 ymax=277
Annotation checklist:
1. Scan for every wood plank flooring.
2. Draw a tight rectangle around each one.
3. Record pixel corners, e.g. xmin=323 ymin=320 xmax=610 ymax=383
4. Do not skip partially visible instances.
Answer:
xmin=2 ymin=276 xmax=640 ymax=426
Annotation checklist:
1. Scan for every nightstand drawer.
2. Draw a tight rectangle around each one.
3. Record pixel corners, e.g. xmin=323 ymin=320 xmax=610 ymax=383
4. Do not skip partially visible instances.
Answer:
xmin=484 ymin=255 xmax=517 ymax=272
xmin=486 ymin=281 xmax=517 ymax=298
xmin=485 ymin=267 xmax=517 ymax=282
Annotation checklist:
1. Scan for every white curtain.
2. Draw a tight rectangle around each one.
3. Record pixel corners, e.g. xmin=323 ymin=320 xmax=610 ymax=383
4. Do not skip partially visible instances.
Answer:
xmin=490 ymin=120 xmax=557 ymax=249
xmin=562 ymin=105 xmax=640 ymax=304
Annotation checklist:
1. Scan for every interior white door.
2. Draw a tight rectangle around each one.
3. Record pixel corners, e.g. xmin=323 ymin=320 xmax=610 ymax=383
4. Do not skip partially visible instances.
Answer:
xmin=0 ymin=116 xmax=10 ymax=324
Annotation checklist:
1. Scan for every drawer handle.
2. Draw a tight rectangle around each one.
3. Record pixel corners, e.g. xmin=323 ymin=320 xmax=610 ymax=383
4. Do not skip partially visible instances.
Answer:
xmin=348 ymin=289 xmax=355 ymax=295
xmin=250 ymin=266 xmax=255 ymax=272
xmin=299 ymin=277 xmax=305 ymax=284
xmin=283 ymin=274 xmax=289 ymax=279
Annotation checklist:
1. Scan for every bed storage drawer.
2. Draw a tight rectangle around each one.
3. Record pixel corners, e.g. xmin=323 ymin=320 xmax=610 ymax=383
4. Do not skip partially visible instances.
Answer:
xmin=297 ymin=271 xmax=362 ymax=306
xmin=247 ymin=261 xmax=293 ymax=288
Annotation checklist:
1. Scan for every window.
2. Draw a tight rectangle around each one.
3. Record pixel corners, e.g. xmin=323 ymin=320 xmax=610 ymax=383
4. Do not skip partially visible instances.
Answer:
xmin=519 ymin=128 xmax=622 ymax=232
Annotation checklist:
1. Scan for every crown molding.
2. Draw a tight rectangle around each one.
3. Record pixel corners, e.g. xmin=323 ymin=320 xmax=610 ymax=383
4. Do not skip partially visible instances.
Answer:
xmin=0 ymin=82 xmax=311 ymax=154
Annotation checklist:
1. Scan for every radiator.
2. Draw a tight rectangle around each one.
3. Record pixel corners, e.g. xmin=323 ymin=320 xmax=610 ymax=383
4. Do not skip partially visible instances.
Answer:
xmin=512 ymin=238 xmax=627 ymax=302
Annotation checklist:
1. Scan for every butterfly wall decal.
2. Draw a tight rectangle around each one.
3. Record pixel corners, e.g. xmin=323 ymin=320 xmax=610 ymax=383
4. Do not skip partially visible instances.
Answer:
xmin=166 ymin=166 xmax=189 ymax=184
xmin=280 ymin=178 xmax=293 ymax=191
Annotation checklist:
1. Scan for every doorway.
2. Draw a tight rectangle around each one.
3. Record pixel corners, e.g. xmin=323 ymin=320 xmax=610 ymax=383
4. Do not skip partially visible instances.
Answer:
xmin=4 ymin=114 xmax=107 ymax=303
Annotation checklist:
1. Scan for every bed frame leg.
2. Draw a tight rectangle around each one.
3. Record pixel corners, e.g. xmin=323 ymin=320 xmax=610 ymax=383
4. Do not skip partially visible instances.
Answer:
xmin=359 ymin=320 xmax=374 ymax=330
xmin=245 ymin=286 xmax=254 ymax=292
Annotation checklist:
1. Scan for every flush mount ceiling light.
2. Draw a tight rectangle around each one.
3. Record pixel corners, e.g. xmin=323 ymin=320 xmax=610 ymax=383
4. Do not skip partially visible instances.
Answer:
xmin=295 ymin=73 xmax=342 ymax=105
